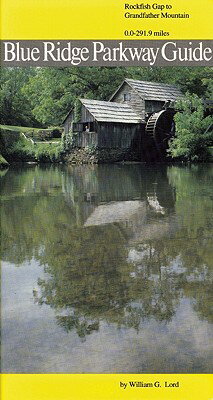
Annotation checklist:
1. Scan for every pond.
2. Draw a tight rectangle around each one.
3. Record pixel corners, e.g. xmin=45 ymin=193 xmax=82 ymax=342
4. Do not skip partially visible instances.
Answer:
xmin=1 ymin=163 xmax=213 ymax=373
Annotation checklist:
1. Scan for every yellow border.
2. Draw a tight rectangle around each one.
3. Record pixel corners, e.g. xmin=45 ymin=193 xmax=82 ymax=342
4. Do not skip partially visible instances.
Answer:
xmin=1 ymin=374 xmax=213 ymax=400
xmin=1 ymin=0 xmax=213 ymax=40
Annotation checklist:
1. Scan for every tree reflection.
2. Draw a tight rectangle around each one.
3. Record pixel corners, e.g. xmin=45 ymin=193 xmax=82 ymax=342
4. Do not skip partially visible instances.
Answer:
xmin=1 ymin=164 xmax=212 ymax=338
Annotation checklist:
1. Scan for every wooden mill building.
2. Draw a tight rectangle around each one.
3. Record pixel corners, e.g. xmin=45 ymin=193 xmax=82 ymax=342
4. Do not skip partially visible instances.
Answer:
xmin=71 ymin=98 xmax=142 ymax=149
xmin=62 ymin=78 xmax=183 ymax=160
xmin=109 ymin=78 xmax=183 ymax=118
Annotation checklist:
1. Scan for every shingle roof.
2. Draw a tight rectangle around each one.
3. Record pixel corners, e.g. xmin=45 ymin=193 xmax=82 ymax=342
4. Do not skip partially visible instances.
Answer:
xmin=126 ymin=79 xmax=183 ymax=101
xmin=80 ymin=99 xmax=142 ymax=123
xmin=110 ymin=79 xmax=183 ymax=102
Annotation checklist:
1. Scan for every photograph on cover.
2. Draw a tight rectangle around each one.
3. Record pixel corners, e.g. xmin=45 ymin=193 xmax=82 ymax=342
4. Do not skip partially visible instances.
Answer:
xmin=1 ymin=66 xmax=213 ymax=373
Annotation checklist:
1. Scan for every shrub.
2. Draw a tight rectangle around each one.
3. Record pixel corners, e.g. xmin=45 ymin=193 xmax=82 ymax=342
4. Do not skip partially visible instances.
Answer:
xmin=0 ymin=129 xmax=34 ymax=161
xmin=0 ymin=128 xmax=62 ymax=162
xmin=168 ymin=94 xmax=213 ymax=162
xmin=34 ymin=143 xmax=62 ymax=162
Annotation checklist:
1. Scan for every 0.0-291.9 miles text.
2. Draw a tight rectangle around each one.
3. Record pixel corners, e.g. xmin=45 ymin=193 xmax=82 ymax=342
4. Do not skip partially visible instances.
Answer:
xmin=124 ymin=30 xmax=170 ymax=37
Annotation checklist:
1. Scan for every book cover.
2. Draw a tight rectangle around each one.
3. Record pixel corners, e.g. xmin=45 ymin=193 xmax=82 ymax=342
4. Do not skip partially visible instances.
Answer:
xmin=0 ymin=1 xmax=212 ymax=399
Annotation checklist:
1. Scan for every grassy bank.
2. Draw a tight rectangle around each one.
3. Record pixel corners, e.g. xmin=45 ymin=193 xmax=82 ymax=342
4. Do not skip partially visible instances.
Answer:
xmin=0 ymin=124 xmax=62 ymax=141
xmin=0 ymin=126 xmax=63 ymax=163
xmin=0 ymin=124 xmax=41 ymax=133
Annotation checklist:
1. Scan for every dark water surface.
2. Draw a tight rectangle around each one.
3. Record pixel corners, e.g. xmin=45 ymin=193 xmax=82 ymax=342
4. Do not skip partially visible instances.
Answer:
xmin=1 ymin=164 xmax=213 ymax=373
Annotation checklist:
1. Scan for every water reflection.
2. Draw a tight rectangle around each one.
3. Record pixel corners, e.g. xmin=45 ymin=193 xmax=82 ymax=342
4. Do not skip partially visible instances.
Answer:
xmin=1 ymin=164 xmax=213 ymax=372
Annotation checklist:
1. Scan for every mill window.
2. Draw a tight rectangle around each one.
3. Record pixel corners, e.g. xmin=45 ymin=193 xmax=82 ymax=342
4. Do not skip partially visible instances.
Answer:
xmin=124 ymin=93 xmax=131 ymax=101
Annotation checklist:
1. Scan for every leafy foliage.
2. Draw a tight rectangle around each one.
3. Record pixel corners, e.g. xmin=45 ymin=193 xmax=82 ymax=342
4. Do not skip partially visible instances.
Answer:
xmin=0 ymin=68 xmax=40 ymax=126
xmin=168 ymin=94 xmax=213 ymax=161
xmin=1 ymin=67 xmax=213 ymax=161
xmin=34 ymin=142 xmax=62 ymax=162
xmin=0 ymin=127 xmax=62 ymax=162
xmin=2 ymin=66 xmax=212 ymax=127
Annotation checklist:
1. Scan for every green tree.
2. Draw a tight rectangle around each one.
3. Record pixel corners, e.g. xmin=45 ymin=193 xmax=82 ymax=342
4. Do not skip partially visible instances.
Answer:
xmin=23 ymin=66 xmax=213 ymax=126
xmin=168 ymin=94 xmax=213 ymax=161
xmin=2 ymin=66 xmax=212 ymax=127
xmin=0 ymin=67 xmax=39 ymax=126
xmin=23 ymin=67 xmax=129 ymax=125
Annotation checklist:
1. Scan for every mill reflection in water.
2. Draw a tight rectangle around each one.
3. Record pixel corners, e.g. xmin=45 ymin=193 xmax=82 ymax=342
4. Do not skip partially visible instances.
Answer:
xmin=1 ymin=164 xmax=213 ymax=373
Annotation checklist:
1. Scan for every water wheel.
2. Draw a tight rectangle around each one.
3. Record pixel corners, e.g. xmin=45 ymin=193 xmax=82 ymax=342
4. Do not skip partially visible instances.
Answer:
xmin=145 ymin=110 xmax=175 ymax=158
